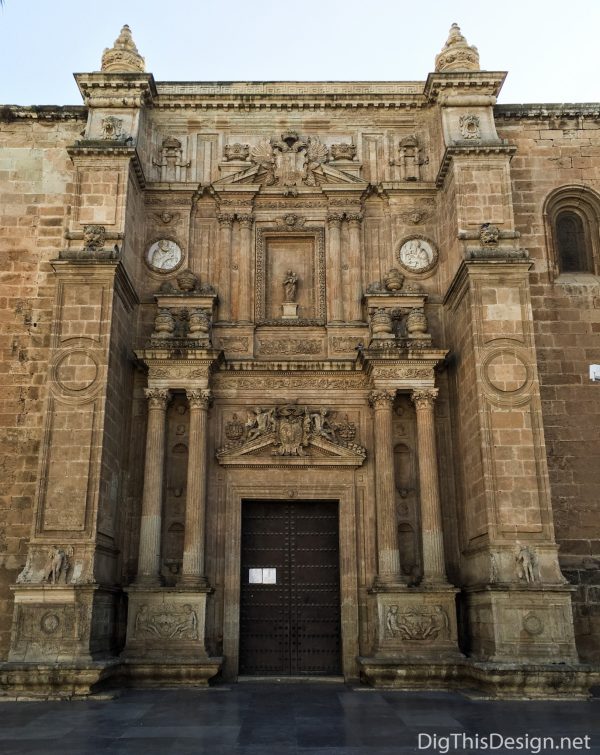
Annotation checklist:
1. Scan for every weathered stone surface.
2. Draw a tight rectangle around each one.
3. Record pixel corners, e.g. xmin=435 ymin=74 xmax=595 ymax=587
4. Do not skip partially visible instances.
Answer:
xmin=0 ymin=25 xmax=598 ymax=696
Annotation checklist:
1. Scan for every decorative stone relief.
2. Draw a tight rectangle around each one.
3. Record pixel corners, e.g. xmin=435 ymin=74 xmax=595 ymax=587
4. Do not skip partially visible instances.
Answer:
xmin=385 ymin=605 xmax=450 ymax=640
xmin=215 ymin=374 xmax=368 ymax=391
xmin=100 ymin=116 xmax=124 ymax=140
xmin=218 ymin=336 xmax=249 ymax=353
xmin=83 ymin=224 xmax=106 ymax=251
xmin=42 ymin=546 xmax=73 ymax=584
xmin=330 ymin=336 xmax=363 ymax=353
xmin=330 ymin=143 xmax=356 ymax=161
xmin=515 ymin=544 xmax=539 ymax=583
xmin=258 ymin=339 xmax=322 ymax=356
xmin=480 ymin=222 xmax=500 ymax=246
xmin=396 ymin=236 xmax=438 ymax=274
xmin=399 ymin=207 xmax=433 ymax=225
xmin=459 ymin=114 xmax=481 ymax=140
xmin=153 ymin=137 xmax=191 ymax=181
xmin=224 ymin=143 xmax=250 ymax=161
xmin=250 ymin=131 xmax=329 ymax=196
xmin=218 ymin=404 xmax=365 ymax=460
xmin=153 ymin=211 xmax=180 ymax=225
xmin=146 ymin=239 xmax=183 ymax=272
xmin=275 ymin=214 xmax=306 ymax=228
xmin=134 ymin=603 xmax=198 ymax=640
xmin=522 ymin=612 xmax=544 ymax=636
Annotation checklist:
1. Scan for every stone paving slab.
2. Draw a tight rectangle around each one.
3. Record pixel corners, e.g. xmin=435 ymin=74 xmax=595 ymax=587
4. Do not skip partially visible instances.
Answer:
xmin=0 ymin=683 xmax=598 ymax=755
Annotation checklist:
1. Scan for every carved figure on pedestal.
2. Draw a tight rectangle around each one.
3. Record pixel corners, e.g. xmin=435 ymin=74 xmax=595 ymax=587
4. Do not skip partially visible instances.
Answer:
xmin=516 ymin=544 xmax=538 ymax=583
xmin=42 ymin=547 xmax=71 ymax=585
xmin=283 ymin=270 xmax=298 ymax=302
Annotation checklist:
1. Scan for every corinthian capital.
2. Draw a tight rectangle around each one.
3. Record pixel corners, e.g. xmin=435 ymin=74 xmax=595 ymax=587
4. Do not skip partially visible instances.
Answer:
xmin=411 ymin=388 xmax=439 ymax=410
xmin=346 ymin=212 xmax=363 ymax=226
xmin=327 ymin=212 xmax=344 ymax=227
xmin=217 ymin=212 xmax=235 ymax=227
xmin=369 ymin=389 xmax=396 ymax=409
xmin=186 ymin=389 xmax=212 ymax=410
xmin=144 ymin=387 xmax=171 ymax=410
xmin=237 ymin=214 xmax=254 ymax=229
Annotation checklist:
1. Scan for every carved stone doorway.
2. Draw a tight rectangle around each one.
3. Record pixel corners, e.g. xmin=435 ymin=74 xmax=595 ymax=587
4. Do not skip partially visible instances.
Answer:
xmin=238 ymin=500 xmax=341 ymax=676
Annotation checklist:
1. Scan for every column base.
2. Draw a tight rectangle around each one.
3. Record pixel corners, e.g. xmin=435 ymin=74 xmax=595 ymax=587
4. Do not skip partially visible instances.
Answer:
xmin=371 ymin=585 xmax=462 ymax=661
xmin=123 ymin=586 xmax=215 ymax=662
xmin=464 ymin=584 xmax=579 ymax=663
xmin=177 ymin=575 xmax=209 ymax=589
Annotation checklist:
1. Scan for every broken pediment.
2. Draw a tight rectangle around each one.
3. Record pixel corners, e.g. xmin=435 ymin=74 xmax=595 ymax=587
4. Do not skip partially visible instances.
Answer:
xmin=212 ymin=132 xmax=367 ymax=195
xmin=216 ymin=405 xmax=366 ymax=467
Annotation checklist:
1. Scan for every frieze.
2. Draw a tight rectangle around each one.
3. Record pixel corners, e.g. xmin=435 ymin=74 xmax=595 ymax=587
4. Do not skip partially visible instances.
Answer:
xmin=331 ymin=336 xmax=364 ymax=352
xmin=218 ymin=336 xmax=250 ymax=352
xmin=258 ymin=339 xmax=322 ymax=356
xmin=372 ymin=367 xmax=434 ymax=380
xmin=214 ymin=375 xmax=369 ymax=391
xmin=148 ymin=366 xmax=212 ymax=380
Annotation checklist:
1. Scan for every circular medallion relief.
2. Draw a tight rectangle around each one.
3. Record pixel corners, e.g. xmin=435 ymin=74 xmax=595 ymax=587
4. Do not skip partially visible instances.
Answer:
xmin=146 ymin=239 xmax=183 ymax=273
xmin=486 ymin=352 xmax=528 ymax=393
xmin=55 ymin=352 xmax=98 ymax=392
xmin=396 ymin=236 xmax=438 ymax=274
xmin=523 ymin=613 xmax=544 ymax=636
xmin=40 ymin=612 xmax=60 ymax=635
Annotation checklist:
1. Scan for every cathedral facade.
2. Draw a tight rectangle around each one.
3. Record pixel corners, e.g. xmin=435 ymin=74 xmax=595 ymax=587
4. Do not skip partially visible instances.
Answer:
xmin=0 ymin=25 xmax=599 ymax=696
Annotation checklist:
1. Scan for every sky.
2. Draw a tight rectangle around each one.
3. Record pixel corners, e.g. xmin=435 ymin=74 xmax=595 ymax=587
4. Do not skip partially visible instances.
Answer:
xmin=0 ymin=0 xmax=598 ymax=106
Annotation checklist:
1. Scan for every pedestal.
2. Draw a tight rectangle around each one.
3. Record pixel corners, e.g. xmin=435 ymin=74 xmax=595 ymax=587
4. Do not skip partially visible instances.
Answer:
xmin=122 ymin=587 xmax=222 ymax=686
xmin=281 ymin=302 xmax=299 ymax=319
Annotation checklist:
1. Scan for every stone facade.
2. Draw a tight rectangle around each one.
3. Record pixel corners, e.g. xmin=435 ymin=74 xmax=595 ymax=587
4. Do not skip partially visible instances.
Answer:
xmin=0 ymin=25 xmax=598 ymax=696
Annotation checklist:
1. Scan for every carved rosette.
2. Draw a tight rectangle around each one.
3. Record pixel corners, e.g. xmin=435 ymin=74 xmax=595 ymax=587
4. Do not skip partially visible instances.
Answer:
xmin=411 ymin=388 xmax=438 ymax=410
xmin=186 ymin=389 xmax=212 ymax=410
xmin=144 ymin=388 xmax=171 ymax=410
xmin=369 ymin=390 xmax=396 ymax=409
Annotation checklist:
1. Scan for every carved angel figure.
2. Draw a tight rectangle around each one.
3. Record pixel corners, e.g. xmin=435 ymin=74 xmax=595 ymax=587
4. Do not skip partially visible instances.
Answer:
xmin=246 ymin=407 xmax=276 ymax=440
xmin=311 ymin=408 xmax=336 ymax=442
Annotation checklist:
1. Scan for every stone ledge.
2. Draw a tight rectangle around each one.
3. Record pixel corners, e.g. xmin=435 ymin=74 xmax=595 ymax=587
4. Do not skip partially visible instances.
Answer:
xmin=358 ymin=657 xmax=600 ymax=699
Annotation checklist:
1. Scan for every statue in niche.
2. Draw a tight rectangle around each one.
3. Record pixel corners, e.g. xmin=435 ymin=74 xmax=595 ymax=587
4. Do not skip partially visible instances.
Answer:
xmin=283 ymin=270 xmax=298 ymax=302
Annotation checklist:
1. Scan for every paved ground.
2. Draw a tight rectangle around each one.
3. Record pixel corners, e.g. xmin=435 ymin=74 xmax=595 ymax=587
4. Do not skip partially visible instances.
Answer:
xmin=0 ymin=682 xmax=598 ymax=755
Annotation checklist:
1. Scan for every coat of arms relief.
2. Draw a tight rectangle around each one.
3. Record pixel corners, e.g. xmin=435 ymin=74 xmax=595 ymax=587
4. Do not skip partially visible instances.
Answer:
xmin=250 ymin=131 xmax=329 ymax=195
xmin=217 ymin=405 xmax=366 ymax=466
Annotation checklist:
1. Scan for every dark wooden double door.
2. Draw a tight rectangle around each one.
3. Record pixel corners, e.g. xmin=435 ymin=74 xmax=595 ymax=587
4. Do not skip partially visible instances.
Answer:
xmin=239 ymin=500 xmax=341 ymax=676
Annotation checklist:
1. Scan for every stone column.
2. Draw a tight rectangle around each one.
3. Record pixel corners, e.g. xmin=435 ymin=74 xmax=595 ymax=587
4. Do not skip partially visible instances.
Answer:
xmin=346 ymin=213 xmax=364 ymax=323
xmin=179 ymin=389 xmax=212 ymax=587
xmin=370 ymin=389 xmax=403 ymax=585
xmin=217 ymin=212 xmax=234 ymax=321
xmin=135 ymin=388 xmax=170 ymax=586
xmin=327 ymin=213 xmax=344 ymax=323
xmin=411 ymin=388 xmax=448 ymax=584
xmin=237 ymin=214 xmax=254 ymax=323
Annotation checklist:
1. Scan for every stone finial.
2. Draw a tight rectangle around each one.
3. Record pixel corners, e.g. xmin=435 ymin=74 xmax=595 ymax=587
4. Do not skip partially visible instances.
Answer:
xmin=435 ymin=23 xmax=480 ymax=73
xmin=101 ymin=25 xmax=145 ymax=73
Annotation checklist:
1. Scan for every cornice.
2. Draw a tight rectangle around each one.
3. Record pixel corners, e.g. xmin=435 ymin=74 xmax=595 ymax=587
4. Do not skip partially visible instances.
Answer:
xmin=494 ymin=103 xmax=600 ymax=119
xmin=424 ymin=71 xmax=507 ymax=102
xmin=0 ymin=105 xmax=87 ymax=122
xmin=435 ymin=143 xmax=517 ymax=188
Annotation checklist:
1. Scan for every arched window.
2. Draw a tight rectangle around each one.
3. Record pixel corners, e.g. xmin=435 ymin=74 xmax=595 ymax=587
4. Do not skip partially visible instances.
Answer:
xmin=544 ymin=186 xmax=600 ymax=277
xmin=556 ymin=211 xmax=590 ymax=272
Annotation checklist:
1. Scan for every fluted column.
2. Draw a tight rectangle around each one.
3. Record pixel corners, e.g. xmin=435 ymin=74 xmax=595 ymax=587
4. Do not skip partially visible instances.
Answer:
xmin=370 ymin=389 xmax=403 ymax=585
xmin=179 ymin=389 xmax=211 ymax=587
xmin=237 ymin=214 xmax=254 ymax=323
xmin=135 ymin=388 xmax=170 ymax=586
xmin=327 ymin=213 xmax=344 ymax=323
xmin=412 ymin=388 xmax=448 ymax=584
xmin=346 ymin=213 xmax=364 ymax=323
xmin=217 ymin=212 xmax=234 ymax=321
